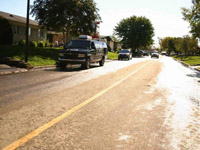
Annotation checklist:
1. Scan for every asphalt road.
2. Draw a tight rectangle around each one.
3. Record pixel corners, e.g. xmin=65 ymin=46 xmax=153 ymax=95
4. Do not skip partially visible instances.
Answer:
xmin=0 ymin=56 xmax=200 ymax=150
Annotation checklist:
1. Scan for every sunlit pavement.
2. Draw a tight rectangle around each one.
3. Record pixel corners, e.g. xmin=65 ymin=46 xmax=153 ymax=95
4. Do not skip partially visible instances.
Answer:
xmin=157 ymin=56 xmax=200 ymax=149
xmin=0 ymin=56 xmax=200 ymax=149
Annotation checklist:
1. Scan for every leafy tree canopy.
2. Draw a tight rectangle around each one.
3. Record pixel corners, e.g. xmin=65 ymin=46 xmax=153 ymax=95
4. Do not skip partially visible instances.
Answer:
xmin=114 ymin=15 xmax=154 ymax=50
xmin=31 ymin=0 xmax=100 ymax=36
xmin=161 ymin=37 xmax=176 ymax=55
xmin=182 ymin=0 xmax=200 ymax=39
xmin=161 ymin=36 xmax=198 ymax=55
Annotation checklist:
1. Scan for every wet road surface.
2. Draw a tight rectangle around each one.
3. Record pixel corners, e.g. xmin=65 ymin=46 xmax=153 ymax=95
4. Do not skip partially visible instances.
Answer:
xmin=0 ymin=56 xmax=200 ymax=150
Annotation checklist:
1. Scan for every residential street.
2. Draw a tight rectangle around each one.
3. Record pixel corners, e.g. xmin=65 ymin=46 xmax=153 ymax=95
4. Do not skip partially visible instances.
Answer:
xmin=0 ymin=56 xmax=200 ymax=150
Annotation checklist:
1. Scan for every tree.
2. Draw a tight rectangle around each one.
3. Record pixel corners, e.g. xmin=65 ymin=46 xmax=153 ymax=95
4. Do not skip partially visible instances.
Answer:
xmin=162 ymin=36 xmax=198 ymax=56
xmin=182 ymin=35 xmax=198 ymax=55
xmin=182 ymin=0 xmax=200 ymax=39
xmin=31 ymin=0 xmax=100 ymax=42
xmin=0 ymin=16 xmax=13 ymax=45
xmin=174 ymin=37 xmax=183 ymax=54
xmin=161 ymin=37 xmax=176 ymax=55
xmin=114 ymin=15 xmax=154 ymax=51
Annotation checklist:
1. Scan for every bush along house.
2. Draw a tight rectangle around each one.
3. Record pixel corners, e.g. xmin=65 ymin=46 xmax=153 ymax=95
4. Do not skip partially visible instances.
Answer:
xmin=0 ymin=11 xmax=47 ymax=44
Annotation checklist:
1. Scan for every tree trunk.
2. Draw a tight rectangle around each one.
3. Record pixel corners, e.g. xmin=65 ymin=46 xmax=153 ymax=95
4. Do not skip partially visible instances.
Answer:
xmin=62 ymin=30 xmax=65 ymax=44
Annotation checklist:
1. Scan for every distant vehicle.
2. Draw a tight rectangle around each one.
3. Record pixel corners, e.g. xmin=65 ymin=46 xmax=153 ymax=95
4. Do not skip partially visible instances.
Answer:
xmin=58 ymin=35 xmax=108 ymax=69
xmin=161 ymin=51 xmax=167 ymax=56
xmin=151 ymin=52 xmax=159 ymax=58
xmin=118 ymin=49 xmax=132 ymax=60
xmin=143 ymin=51 xmax=149 ymax=56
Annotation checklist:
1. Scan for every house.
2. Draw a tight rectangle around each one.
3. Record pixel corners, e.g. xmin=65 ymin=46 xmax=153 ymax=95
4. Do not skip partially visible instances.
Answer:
xmin=0 ymin=11 xmax=47 ymax=44
xmin=47 ymin=31 xmax=75 ymax=47
xmin=100 ymin=35 xmax=116 ymax=51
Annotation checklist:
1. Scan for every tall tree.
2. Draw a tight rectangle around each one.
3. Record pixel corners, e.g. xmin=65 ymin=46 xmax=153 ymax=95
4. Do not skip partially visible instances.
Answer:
xmin=31 ymin=0 xmax=100 ymax=42
xmin=114 ymin=16 xmax=154 ymax=50
xmin=162 ymin=36 xmax=198 ymax=56
xmin=182 ymin=35 xmax=198 ymax=55
xmin=182 ymin=0 xmax=200 ymax=39
xmin=161 ymin=37 xmax=176 ymax=55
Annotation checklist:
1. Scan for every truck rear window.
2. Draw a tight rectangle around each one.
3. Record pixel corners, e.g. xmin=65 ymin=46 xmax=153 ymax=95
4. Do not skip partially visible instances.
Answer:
xmin=65 ymin=40 xmax=90 ymax=49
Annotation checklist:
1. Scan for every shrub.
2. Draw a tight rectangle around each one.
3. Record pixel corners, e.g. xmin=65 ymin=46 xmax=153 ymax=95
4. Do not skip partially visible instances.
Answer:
xmin=38 ymin=41 xmax=45 ymax=47
xmin=18 ymin=40 xmax=26 ymax=46
xmin=44 ymin=40 xmax=50 ymax=47
xmin=115 ymin=48 xmax=121 ymax=53
xmin=0 ymin=16 xmax=13 ymax=45
xmin=30 ymin=41 xmax=37 ymax=47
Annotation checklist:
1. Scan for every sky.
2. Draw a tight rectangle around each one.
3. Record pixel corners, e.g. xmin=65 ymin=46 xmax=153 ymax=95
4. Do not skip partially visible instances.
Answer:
xmin=0 ymin=0 xmax=192 ymax=47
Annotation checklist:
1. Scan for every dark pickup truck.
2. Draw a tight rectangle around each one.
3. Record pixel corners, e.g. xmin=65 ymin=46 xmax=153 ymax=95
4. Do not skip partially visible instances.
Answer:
xmin=58 ymin=35 xmax=108 ymax=69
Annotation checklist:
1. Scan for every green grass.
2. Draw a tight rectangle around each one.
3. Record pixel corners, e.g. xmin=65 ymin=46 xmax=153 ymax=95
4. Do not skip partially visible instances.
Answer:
xmin=172 ymin=55 xmax=200 ymax=66
xmin=0 ymin=45 xmax=61 ymax=67
xmin=0 ymin=45 xmax=119 ymax=67
xmin=108 ymin=51 xmax=118 ymax=60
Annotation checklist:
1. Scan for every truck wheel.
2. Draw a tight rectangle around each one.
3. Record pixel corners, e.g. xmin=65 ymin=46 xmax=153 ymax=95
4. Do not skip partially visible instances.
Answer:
xmin=60 ymin=63 xmax=66 ymax=69
xmin=82 ymin=58 xmax=90 ymax=69
xmin=99 ymin=57 xmax=105 ymax=66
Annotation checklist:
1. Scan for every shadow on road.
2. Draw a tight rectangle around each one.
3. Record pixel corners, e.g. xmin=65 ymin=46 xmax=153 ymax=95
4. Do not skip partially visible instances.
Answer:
xmin=187 ymin=71 xmax=200 ymax=80
xmin=45 ymin=64 xmax=100 ymax=72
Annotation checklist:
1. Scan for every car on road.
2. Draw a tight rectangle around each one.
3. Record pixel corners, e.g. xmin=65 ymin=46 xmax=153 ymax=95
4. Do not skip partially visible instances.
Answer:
xmin=143 ymin=51 xmax=149 ymax=56
xmin=151 ymin=52 xmax=159 ymax=58
xmin=161 ymin=51 xmax=167 ymax=56
xmin=118 ymin=49 xmax=132 ymax=60
xmin=58 ymin=35 xmax=108 ymax=69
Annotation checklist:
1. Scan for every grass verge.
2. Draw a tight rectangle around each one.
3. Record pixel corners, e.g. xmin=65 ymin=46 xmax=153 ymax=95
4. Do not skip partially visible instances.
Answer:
xmin=108 ymin=52 xmax=118 ymax=60
xmin=0 ymin=45 xmax=61 ymax=67
xmin=172 ymin=55 xmax=200 ymax=66
xmin=0 ymin=45 xmax=119 ymax=67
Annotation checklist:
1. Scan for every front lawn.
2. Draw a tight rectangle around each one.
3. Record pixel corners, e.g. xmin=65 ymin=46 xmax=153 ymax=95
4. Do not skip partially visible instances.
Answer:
xmin=0 ymin=45 xmax=61 ymax=67
xmin=0 ymin=45 xmax=119 ymax=67
xmin=172 ymin=55 xmax=200 ymax=66
xmin=108 ymin=51 xmax=118 ymax=60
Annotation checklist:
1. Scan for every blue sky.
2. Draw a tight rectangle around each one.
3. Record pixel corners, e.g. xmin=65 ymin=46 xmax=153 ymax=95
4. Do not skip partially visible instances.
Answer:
xmin=0 ymin=0 xmax=192 ymax=46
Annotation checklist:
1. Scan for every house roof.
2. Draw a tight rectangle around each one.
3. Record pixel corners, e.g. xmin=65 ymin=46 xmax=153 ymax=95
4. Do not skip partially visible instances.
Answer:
xmin=100 ymin=35 xmax=113 ymax=41
xmin=0 ymin=11 xmax=38 ymax=26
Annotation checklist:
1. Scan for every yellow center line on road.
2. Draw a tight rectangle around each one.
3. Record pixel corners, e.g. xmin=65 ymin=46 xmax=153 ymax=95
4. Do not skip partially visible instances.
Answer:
xmin=3 ymin=61 xmax=151 ymax=150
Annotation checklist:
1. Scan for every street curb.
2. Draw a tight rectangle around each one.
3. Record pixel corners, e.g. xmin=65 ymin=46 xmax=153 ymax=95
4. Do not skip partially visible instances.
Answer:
xmin=172 ymin=58 xmax=200 ymax=72
xmin=0 ymin=60 xmax=114 ymax=76
xmin=0 ymin=65 xmax=56 ymax=76
xmin=0 ymin=69 xmax=28 ymax=76
xmin=30 ymin=65 xmax=57 ymax=71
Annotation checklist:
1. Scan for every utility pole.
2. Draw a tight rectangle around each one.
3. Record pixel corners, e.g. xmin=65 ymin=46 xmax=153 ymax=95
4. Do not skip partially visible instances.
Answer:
xmin=25 ymin=0 xmax=30 ymax=62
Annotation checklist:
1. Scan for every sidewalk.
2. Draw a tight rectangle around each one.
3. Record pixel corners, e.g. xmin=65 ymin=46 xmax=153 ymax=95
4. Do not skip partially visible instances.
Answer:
xmin=0 ymin=64 xmax=28 ymax=75
xmin=0 ymin=59 xmax=114 ymax=76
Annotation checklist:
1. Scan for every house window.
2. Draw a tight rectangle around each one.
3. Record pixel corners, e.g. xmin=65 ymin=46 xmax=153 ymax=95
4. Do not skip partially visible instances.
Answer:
xmin=29 ymin=28 xmax=31 ymax=36
xmin=13 ymin=25 xmax=19 ymax=34
xmin=41 ymin=31 xmax=44 ymax=38
xmin=38 ymin=29 xmax=40 ymax=37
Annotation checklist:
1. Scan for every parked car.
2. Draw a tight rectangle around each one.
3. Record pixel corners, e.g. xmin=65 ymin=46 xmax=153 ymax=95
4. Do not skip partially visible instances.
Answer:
xmin=118 ymin=49 xmax=132 ymax=60
xmin=151 ymin=53 xmax=159 ymax=58
xmin=143 ymin=51 xmax=149 ymax=56
xmin=58 ymin=35 xmax=108 ymax=69
xmin=161 ymin=51 xmax=167 ymax=56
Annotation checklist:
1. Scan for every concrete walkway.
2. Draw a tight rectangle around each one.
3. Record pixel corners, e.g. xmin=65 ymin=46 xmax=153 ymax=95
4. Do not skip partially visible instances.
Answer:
xmin=0 ymin=64 xmax=28 ymax=75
